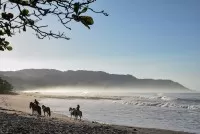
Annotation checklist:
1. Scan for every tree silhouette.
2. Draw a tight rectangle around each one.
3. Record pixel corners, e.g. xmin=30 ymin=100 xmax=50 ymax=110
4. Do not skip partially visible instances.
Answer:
xmin=0 ymin=77 xmax=13 ymax=93
xmin=0 ymin=0 xmax=108 ymax=51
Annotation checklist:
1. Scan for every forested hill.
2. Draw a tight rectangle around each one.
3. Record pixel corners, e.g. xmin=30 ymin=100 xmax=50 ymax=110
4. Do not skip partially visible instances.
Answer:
xmin=0 ymin=69 xmax=189 ymax=91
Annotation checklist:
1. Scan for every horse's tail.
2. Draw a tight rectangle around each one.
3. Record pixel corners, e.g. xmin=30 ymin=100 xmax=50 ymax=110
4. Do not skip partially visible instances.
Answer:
xmin=38 ymin=106 xmax=41 ymax=115
xmin=80 ymin=111 xmax=82 ymax=117
xmin=49 ymin=108 xmax=51 ymax=117
xmin=39 ymin=110 xmax=41 ymax=115
xmin=29 ymin=102 xmax=32 ymax=109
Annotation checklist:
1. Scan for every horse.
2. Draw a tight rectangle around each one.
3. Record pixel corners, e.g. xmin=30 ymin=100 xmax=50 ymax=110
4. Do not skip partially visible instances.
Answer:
xmin=69 ymin=107 xmax=82 ymax=120
xmin=29 ymin=102 xmax=41 ymax=116
xmin=69 ymin=107 xmax=76 ymax=118
xmin=42 ymin=105 xmax=51 ymax=117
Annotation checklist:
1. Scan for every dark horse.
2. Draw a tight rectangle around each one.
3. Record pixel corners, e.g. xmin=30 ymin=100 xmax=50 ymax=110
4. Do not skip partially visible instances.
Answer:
xmin=69 ymin=107 xmax=82 ymax=120
xmin=29 ymin=102 xmax=41 ymax=115
xmin=42 ymin=105 xmax=51 ymax=117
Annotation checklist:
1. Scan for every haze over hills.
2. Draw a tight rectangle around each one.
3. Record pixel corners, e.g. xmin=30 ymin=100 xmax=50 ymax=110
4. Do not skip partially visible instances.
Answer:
xmin=0 ymin=69 xmax=189 ymax=91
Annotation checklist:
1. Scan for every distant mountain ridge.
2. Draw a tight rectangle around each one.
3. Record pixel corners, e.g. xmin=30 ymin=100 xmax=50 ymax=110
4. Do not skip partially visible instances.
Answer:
xmin=0 ymin=69 xmax=189 ymax=91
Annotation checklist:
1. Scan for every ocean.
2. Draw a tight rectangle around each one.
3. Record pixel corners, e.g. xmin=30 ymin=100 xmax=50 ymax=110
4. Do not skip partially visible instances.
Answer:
xmin=24 ymin=90 xmax=200 ymax=133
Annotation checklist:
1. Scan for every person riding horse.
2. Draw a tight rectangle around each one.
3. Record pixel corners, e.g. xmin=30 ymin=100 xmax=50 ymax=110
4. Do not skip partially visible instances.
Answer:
xmin=34 ymin=99 xmax=39 ymax=106
xmin=69 ymin=107 xmax=82 ymax=120
xmin=29 ymin=102 xmax=41 ymax=115
xmin=76 ymin=104 xmax=80 ymax=111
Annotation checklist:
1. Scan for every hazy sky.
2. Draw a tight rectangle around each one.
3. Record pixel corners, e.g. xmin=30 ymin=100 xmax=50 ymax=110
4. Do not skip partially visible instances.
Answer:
xmin=0 ymin=0 xmax=199 ymax=90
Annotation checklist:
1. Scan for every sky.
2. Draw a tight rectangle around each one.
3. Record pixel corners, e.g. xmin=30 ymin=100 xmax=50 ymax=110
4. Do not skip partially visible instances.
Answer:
xmin=0 ymin=0 xmax=200 ymax=90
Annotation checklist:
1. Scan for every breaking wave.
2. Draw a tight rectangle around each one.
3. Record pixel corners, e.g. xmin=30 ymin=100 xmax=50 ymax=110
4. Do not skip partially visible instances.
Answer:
xmin=120 ymin=94 xmax=200 ymax=110
xmin=122 ymin=100 xmax=200 ymax=110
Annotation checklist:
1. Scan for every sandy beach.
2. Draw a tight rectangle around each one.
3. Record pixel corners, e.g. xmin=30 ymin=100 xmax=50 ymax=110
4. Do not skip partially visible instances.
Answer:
xmin=0 ymin=94 xmax=193 ymax=134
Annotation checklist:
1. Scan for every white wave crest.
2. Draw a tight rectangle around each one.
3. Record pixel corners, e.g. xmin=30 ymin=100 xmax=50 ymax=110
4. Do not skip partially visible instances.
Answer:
xmin=121 ymin=100 xmax=200 ymax=110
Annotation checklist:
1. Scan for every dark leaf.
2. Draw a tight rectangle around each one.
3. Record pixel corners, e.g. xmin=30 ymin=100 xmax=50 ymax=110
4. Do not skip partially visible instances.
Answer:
xmin=3 ymin=4 xmax=6 ymax=12
xmin=74 ymin=2 xmax=80 ymax=15
xmin=4 ymin=41 xmax=9 ymax=46
xmin=28 ymin=19 xmax=34 ymax=25
xmin=0 ymin=46 xmax=4 ymax=51
xmin=21 ymin=9 xmax=29 ymax=16
xmin=6 ymin=46 xmax=12 ymax=51
xmin=79 ymin=16 xmax=94 ymax=25
xmin=79 ymin=6 xmax=88 ymax=15
xmin=0 ymin=30 xmax=4 ymax=35
xmin=7 ymin=13 xmax=14 ymax=19
xmin=23 ymin=26 xmax=26 ymax=31
xmin=5 ymin=29 xmax=11 ymax=36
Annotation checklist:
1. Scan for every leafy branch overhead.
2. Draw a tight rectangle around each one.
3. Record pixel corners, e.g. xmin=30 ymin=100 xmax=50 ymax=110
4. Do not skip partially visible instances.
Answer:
xmin=0 ymin=0 xmax=108 ymax=51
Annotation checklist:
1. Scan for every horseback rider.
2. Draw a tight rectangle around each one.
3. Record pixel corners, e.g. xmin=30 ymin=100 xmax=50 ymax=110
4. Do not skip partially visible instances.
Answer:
xmin=34 ymin=99 xmax=39 ymax=106
xmin=76 ymin=104 xmax=80 ymax=111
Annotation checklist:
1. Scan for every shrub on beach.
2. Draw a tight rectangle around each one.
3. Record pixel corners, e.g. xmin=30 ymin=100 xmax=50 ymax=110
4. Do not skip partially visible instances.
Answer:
xmin=0 ymin=77 xmax=13 ymax=94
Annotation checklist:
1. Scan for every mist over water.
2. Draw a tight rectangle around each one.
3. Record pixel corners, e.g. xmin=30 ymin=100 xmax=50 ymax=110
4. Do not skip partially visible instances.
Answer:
xmin=22 ymin=87 xmax=193 ymax=97
xmin=23 ymin=88 xmax=200 ymax=133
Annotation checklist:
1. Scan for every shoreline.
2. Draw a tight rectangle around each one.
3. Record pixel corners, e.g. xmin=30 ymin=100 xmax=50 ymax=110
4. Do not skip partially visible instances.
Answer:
xmin=0 ymin=93 xmax=194 ymax=134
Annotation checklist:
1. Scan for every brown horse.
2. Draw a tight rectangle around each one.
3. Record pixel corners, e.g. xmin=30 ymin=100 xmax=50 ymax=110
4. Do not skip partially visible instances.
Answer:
xmin=29 ymin=102 xmax=41 ymax=115
xmin=69 ymin=107 xmax=82 ymax=120
xmin=42 ymin=105 xmax=51 ymax=117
